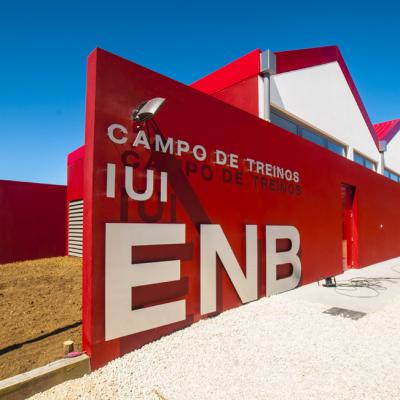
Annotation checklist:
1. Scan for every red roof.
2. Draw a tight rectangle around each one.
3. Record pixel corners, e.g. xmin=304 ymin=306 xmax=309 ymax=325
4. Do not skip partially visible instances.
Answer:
xmin=71 ymin=46 xmax=399 ymax=159
xmin=373 ymin=119 xmax=400 ymax=143
xmin=192 ymin=45 xmax=392 ymax=149
xmin=275 ymin=46 xmax=382 ymax=146
xmin=276 ymin=46 xmax=400 ymax=148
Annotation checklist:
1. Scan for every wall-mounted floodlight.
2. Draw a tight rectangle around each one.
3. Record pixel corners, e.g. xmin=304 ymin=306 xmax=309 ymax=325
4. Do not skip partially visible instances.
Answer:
xmin=131 ymin=97 xmax=166 ymax=122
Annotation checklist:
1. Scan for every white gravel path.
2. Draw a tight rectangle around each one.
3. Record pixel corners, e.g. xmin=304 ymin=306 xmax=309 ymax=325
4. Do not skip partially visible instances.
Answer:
xmin=29 ymin=294 xmax=400 ymax=400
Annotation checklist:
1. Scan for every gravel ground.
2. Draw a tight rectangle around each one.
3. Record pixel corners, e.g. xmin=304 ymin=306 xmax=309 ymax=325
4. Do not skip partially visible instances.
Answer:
xmin=29 ymin=294 xmax=400 ymax=400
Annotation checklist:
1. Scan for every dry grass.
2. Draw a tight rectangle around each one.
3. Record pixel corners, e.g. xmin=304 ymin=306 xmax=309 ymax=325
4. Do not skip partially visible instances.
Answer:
xmin=0 ymin=256 xmax=82 ymax=380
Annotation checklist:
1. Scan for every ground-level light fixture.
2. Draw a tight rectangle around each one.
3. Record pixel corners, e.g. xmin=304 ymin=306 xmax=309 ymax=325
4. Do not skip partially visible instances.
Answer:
xmin=322 ymin=276 xmax=337 ymax=287
xmin=131 ymin=97 xmax=166 ymax=122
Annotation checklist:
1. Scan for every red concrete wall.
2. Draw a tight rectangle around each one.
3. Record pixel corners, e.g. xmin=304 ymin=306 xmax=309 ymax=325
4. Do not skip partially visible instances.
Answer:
xmin=67 ymin=145 xmax=85 ymax=201
xmin=65 ymin=146 xmax=85 ymax=255
xmin=212 ymin=76 xmax=259 ymax=117
xmin=83 ymin=49 xmax=400 ymax=369
xmin=0 ymin=180 xmax=67 ymax=264
xmin=191 ymin=49 xmax=260 ymax=95
xmin=191 ymin=49 xmax=260 ymax=117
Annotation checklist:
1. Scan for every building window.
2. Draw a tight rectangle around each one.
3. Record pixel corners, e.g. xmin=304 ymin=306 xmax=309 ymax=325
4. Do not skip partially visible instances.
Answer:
xmin=270 ymin=112 xmax=298 ymax=135
xmin=384 ymin=168 xmax=400 ymax=182
xmin=302 ymin=128 xmax=325 ymax=147
xmin=270 ymin=111 xmax=346 ymax=157
xmin=327 ymin=141 xmax=346 ymax=156
xmin=353 ymin=152 xmax=376 ymax=171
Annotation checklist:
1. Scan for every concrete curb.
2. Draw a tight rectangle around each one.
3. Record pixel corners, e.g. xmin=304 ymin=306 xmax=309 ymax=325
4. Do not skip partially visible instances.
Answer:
xmin=0 ymin=354 xmax=90 ymax=400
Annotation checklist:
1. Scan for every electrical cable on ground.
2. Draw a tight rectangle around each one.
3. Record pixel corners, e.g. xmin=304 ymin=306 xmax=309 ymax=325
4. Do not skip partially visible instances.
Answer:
xmin=320 ymin=265 xmax=400 ymax=297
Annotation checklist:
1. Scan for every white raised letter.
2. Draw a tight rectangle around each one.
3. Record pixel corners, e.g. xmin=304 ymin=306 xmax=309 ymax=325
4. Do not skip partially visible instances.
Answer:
xmin=215 ymin=150 xmax=227 ymax=165
xmin=105 ymin=223 xmax=186 ymax=340
xmin=125 ymin=167 xmax=154 ymax=201
xmin=132 ymin=130 xmax=150 ymax=149
xmin=160 ymin=171 xmax=168 ymax=202
xmin=106 ymin=163 xmax=116 ymax=198
xmin=176 ymin=140 xmax=190 ymax=156
xmin=193 ymin=145 xmax=207 ymax=161
xmin=155 ymin=135 xmax=174 ymax=154
xmin=200 ymin=224 xmax=258 ymax=315
xmin=266 ymin=225 xmax=301 ymax=296
xmin=107 ymin=124 xmax=128 ymax=144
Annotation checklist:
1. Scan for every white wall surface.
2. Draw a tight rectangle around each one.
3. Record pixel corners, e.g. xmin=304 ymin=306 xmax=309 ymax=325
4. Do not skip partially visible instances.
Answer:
xmin=384 ymin=132 xmax=400 ymax=174
xmin=270 ymin=62 xmax=381 ymax=168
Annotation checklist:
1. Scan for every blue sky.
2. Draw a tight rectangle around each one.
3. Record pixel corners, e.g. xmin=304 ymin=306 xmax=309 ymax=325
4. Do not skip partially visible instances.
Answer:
xmin=1 ymin=0 xmax=399 ymax=184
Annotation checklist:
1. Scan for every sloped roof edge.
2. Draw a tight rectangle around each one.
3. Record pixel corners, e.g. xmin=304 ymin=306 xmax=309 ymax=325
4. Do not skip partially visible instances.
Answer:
xmin=374 ymin=119 xmax=400 ymax=143
xmin=274 ymin=45 xmax=380 ymax=147
xmin=191 ymin=49 xmax=261 ymax=94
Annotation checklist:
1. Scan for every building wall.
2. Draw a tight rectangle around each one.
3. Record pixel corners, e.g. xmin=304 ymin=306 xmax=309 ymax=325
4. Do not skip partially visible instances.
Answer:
xmin=270 ymin=62 xmax=381 ymax=167
xmin=384 ymin=133 xmax=400 ymax=174
xmin=191 ymin=49 xmax=260 ymax=95
xmin=0 ymin=180 xmax=67 ymax=264
xmin=192 ymin=51 xmax=382 ymax=175
xmin=66 ymin=145 xmax=85 ymax=257
xmin=67 ymin=145 xmax=85 ymax=201
xmin=190 ymin=50 xmax=261 ymax=117
xmin=210 ymin=76 xmax=260 ymax=117
xmin=83 ymin=48 xmax=400 ymax=369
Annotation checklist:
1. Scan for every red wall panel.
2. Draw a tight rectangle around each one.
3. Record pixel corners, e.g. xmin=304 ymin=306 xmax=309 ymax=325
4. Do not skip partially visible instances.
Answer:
xmin=212 ymin=76 xmax=259 ymax=117
xmin=83 ymin=48 xmax=400 ymax=370
xmin=0 ymin=180 xmax=67 ymax=264
xmin=67 ymin=145 xmax=85 ymax=201
xmin=191 ymin=49 xmax=260 ymax=95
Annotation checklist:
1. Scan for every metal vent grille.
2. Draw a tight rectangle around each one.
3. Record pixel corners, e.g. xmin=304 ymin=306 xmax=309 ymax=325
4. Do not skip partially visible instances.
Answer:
xmin=68 ymin=199 xmax=83 ymax=257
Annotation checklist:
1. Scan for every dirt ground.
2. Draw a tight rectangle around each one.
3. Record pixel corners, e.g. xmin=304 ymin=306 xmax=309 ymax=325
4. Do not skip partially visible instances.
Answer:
xmin=0 ymin=256 xmax=82 ymax=380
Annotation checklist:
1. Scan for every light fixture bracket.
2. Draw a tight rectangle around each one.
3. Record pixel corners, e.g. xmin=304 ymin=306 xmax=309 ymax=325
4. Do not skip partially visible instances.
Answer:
xmin=131 ymin=97 xmax=166 ymax=123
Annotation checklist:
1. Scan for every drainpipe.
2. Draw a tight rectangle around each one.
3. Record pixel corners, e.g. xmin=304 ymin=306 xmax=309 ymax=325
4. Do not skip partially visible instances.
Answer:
xmin=259 ymin=50 xmax=276 ymax=122
xmin=378 ymin=140 xmax=387 ymax=175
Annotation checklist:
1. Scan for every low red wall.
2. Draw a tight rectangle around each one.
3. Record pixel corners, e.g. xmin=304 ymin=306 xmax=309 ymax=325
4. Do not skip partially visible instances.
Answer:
xmin=0 ymin=180 xmax=67 ymax=264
